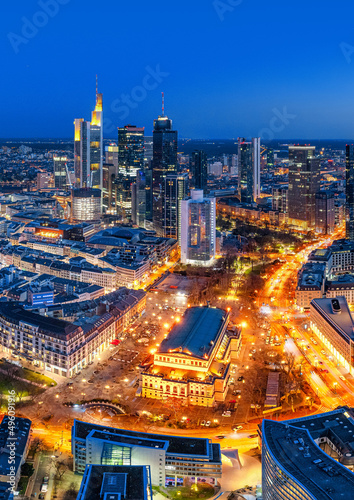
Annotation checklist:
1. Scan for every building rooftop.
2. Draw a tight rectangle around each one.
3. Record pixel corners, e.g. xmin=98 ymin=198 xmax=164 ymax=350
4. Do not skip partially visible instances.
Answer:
xmin=262 ymin=415 xmax=354 ymax=500
xmin=73 ymin=420 xmax=211 ymax=458
xmin=0 ymin=416 xmax=31 ymax=479
xmin=311 ymin=296 xmax=354 ymax=342
xmin=77 ymin=465 xmax=149 ymax=500
xmin=0 ymin=301 xmax=79 ymax=339
xmin=158 ymin=306 xmax=227 ymax=359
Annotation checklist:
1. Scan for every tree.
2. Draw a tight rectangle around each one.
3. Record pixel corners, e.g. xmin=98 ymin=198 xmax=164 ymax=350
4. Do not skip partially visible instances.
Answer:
xmin=50 ymin=458 xmax=69 ymax=480
xmin=30 ymin=437 xmax=45 ymax=454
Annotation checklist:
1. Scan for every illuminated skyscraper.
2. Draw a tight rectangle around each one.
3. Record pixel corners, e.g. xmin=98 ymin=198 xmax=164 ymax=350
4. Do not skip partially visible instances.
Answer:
xmin=74 ymin=81 xmax=103 ymax=189
xmin=288 ymin=145 xmax=321 ymax=229
xmin=191 ymin=150 xmax=208 ymax=192
xmin=152 ymin=98 xmax=178 ymax=236
xmin=180 ymin=190 xmax=216 ymax=266
xmin=237 ymin=137 xmax=260 ymax=204
xmin=53 ymin=155 xmax=68 ymax=190
xmin=71 ymin=188 xmax=102 ymax=223
xmin=118 ymin=125 xmax=145 ymax=178
xmin=346 ymin=144 xmax=354 ymax=240
xmin=164 ymin=173 xmax=188 ymax=240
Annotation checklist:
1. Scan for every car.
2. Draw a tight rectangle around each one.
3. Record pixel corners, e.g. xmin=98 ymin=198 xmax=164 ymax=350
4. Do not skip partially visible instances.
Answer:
xmin=232 ymin=425 xmax=243 ymax=431
xmin=43 ymin=476 xmax=49 ymax=484
xmin=238 ymin=376 xmax=244 ymax=382
xmin=201 ymin=420 xmax=206 ymax=426
xmin=215 ymin=435 xmax=226 ymax=439
xmin=339 ymin=375 xmax=346 ymax=381
xmin=321 ymin=350 xmax=326 ymax=356
xmin=205 ymin=421 xmax=211 ymax=427
xmin=248 ymin=433 xmax=258 ymax=439
xmin=41 ymin=484 xmax=48 ymax=493
xmin=222 ymin=411 xmax=231 ymax=417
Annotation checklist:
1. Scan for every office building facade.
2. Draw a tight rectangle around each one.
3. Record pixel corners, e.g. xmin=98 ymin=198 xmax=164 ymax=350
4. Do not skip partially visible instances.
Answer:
xmin=164 ymin=173 xmax=188 ymax=240
xmin=71 ymin=188 xmax=102 ymax=223
xmin=288 ymin=145 xmax=321 ymax=229
xmin=180 ymin=190 xmax=216 ymax=266
xmin=262 ymin=409 xmax=354 ymax=500
xmin=315 ymin=191 xmax=335 ymax=235
xmin=118 ymin=125 xmax=145 ymax=178
xmin=74 ymin=87 xmax=103 ymax=189
xmin=237 ymin=137 xmax=260 ymax=204
xmin=53 ymin=156 xmax=68 ymax=190
xmin=72 ymin=419 xmax=222 ymax=487
xmin=152 ymin=114 xmax=178 ymax=236
xmin=191 ymin=150 xmax=208 ymax=192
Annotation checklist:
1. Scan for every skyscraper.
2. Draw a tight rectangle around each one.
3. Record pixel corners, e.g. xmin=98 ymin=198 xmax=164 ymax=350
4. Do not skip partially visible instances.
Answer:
xmin=53 ymin=155 xmax=68 ymax=190
xmin=102 ymin=163 xmax=116 ymax=213
xmin=118 ymin=125 xmax=145 ymax=178
xmin=71 ymin=188 xmax=102 ymax=223
xmin=315 ymin=191 xmax=335 ymax=235
xmin=346 ymin=144 xmax=354 ymax=240
xmin=288 ymin=145 xmax=321 ymax=229
xmin=164 ymin=173 xmax=188 ymax=240
xmin=152 ymin=101 xmax=178 ymax=236
xmin=191 ymin=150 xmax=208 ymax=192
xmin=180 ymin=190 xmax=216 ymax=266
xmin=74 ymin=82 xmax=103 ymax=189
xmin=237 ymin=137 xmax=260 ymax=204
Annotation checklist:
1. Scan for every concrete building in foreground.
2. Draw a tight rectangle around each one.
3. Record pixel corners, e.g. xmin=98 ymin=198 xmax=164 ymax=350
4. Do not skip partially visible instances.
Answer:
xmin=140 ymin=306 xmax=241 ymax=406
xmin=310 ymin=296 xmax=354 ymax=375
xmin=0 ymin=416 xmax=31 ymax=498
xmin=72 ymin=420 xmax=222 ymax=487
xmin=262 ymin=407 xmax=354 ymax=500
xmin=77 ymin=465 xmax=152 ymax=500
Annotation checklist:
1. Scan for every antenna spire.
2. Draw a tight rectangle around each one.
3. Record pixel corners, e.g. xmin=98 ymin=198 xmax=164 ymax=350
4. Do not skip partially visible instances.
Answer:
xmin=96 ymin=74 xmax=98 ymax=95
xmin=162 ymin=92 xmax=165 ymax=116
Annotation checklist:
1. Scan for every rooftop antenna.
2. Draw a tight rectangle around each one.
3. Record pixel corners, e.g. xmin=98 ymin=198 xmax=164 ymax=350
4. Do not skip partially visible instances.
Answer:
xmin=162 ymin=92 xmax=165 ymax=116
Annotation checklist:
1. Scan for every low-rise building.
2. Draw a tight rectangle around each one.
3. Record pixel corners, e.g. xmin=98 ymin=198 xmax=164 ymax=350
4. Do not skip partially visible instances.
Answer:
xmin=295 ymin=262 xmax=326 ymax=309
xmin=0 ymin=288 xmax=146 ymax=377
xmin=72 ymin=420 xmax=222 ymax=487
xmin=140 ymin=306 xmax=241 ymax=406
xmin=77 ymin=465 xmax=153 ymax=500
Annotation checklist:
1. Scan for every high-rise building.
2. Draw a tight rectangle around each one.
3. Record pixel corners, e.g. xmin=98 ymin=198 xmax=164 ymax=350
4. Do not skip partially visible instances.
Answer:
xmin=53 ymin=156 xmax=67 ymax=190
xmin=144 ymin=136 xmax=154 ymax=167
xmin=272 ymin=186 xmax=288 ymax=213
xmin=37 ymin=172 xmax=52 ymax=191
xmin=288 ymin=145 xmax=321 ymax=229
xmin=237 ymin=137 xmax=260 ymax=204
xmin=315 ymin=191 xmax=335 ymax=235
xmin=266 ymin=148 xmax=274 ymax=171
xmin=105 ymin=144 xmax=119 ymax=173
xmin=114 ymin=174 xmax=133 ymax=222
xmin=180 ymin=190 xmax=216 ymax=266
xmin=102 ymin=163 xmax=116 ymax=213
xmin=191 ymin=150 xmax=208 ymax=192
xmin=118 ymin=125 xmax=145 ymax=178
xmin=132 ymin=170 xmax=148 ymax=227
xmin=164 ymin=173 xmax=188 ymax=240
xmin=346 ymin=144 xmax=354 ymax=240
xmin=152 ymin=107 xmax=178 ymax=236
xmin=71 ymin=188 xmax=102 ymax=223
xmin=74 ymin=83 xmax=103 ymax=189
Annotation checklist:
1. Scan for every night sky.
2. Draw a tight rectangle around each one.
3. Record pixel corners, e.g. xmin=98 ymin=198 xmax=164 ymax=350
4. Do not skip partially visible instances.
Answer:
xmin=2 ymin=0 xmax=354 ymax=139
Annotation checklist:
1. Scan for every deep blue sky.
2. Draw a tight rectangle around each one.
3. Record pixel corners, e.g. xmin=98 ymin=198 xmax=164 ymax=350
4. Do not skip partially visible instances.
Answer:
xmin=2 ymin=0 xmax=354 ymax=139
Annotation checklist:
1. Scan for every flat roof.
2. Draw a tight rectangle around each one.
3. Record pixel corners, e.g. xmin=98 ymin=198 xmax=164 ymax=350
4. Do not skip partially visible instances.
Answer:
xmin=73 ymin=420 xmax=210 ymax=457
xmin=311 ymin=297 xmax=354 ymax=341
xmin=263 ymin=417 xmax=354 ymax=500
xmin=159 ymin=306 xmax=227 ymax=359
xmin=78 ymin=465 xmax=148 ymax=500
